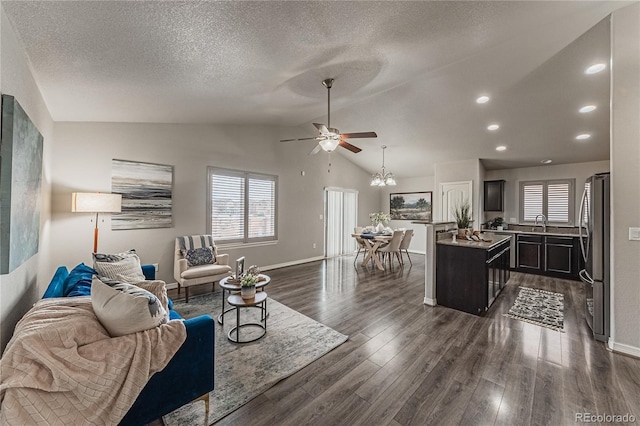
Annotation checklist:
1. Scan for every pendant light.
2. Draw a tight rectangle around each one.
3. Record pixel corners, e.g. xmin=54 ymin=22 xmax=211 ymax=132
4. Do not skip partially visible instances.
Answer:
xmin=370 ymin=145 xmax=396 ymax=186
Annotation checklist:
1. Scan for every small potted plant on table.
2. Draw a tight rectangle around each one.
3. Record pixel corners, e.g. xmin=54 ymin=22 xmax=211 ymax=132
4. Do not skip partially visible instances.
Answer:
xmin=240 ymin=274 xmax=259 ymax=300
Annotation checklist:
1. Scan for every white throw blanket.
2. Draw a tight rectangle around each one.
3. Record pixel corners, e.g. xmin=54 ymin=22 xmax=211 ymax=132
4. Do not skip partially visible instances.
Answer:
xmin=0 ymin=297 xmax=186 ymax=425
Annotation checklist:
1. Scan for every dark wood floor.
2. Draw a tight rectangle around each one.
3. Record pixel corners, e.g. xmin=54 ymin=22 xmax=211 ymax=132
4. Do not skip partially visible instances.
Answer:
xmin=168 ymin=254 xmax=640 ymax=426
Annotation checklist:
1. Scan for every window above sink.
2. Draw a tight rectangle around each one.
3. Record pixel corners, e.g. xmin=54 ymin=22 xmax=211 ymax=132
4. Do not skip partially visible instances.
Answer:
xmin=519 ymin=179 xmax=576 ymax=226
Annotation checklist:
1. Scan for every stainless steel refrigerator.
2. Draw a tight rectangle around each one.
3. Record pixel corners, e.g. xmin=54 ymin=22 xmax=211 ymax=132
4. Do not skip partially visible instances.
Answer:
xmin=579 ymin=172 xmax=610 ymax=342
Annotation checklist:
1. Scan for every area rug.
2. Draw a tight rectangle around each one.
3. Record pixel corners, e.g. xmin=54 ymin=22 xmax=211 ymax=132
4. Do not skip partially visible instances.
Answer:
xmin=162 ymin=291 xmax=348 ymax=425
xmin=503 ymin=287 xmax=565 ymax=332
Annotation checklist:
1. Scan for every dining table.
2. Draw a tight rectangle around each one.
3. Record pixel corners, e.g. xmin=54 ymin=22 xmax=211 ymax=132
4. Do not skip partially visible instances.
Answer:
xmin=352 ymin=233 xmax=393 ymax=270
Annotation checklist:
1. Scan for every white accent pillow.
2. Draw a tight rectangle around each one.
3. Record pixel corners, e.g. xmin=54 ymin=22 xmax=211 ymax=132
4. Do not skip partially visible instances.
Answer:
xmin=94 ymin=254 xmax=145 ymax=282
xmin=91 ymin=277 xmax=168 ymax=337
xmin=116 ymin=274 xmax=169 ymax=314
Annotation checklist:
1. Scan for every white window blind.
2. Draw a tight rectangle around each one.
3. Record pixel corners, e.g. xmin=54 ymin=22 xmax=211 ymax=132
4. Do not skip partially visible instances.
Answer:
xmin=547 ymin=182 xmax=570 ymax=223
xmin=209 ymin=168 xmax=277 ymax=243
xmin=523 ymin=183 xmax=544 ymax=222
xmin=520 ymin=179 xmax=575 ymax=225
xmin=248 ymin=176 xmax=276 ymax=239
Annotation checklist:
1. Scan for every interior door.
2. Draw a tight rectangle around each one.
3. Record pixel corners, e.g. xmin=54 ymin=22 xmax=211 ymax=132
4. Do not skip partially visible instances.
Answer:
xmin=325 ymin=188 xmax=358 ymax=258
xmin=440 ymin=181 xmax=472 ymax=222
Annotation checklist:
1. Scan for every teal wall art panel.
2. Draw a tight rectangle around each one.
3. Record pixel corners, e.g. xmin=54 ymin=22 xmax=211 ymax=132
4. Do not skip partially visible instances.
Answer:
xmin=0 ymin=94 xmax=44 ymax=274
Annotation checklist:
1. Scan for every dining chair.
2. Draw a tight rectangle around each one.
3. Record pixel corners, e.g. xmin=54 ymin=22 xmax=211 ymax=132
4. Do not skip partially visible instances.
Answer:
xmin=399 ymin=229 xmax=414 ymax=265
xmin=377 ymin=230 xmax=404 ymax=268
xmin=353 ymin=227 xmax=367 ymax=265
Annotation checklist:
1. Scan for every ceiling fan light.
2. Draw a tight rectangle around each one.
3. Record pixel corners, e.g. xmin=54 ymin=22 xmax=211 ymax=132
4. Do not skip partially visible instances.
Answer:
xmin=319 ymin=139 xmax=339 ymax=152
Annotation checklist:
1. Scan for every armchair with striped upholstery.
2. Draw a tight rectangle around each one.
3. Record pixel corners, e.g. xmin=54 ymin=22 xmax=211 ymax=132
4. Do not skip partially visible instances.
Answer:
xmin=174 ymin=235 xmax=232 ymax=302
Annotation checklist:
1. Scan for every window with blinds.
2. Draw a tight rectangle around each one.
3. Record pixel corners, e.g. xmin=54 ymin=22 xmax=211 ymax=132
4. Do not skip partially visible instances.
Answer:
xmin=520 ymin=179 xmax=575 ymax=225
xmin=208 ymin=168 xmax=277 ymax=244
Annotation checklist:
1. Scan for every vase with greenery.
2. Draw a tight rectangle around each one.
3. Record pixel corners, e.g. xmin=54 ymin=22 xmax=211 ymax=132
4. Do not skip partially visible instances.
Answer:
xmin=369 ymin=212 xmax=391 ymax=232
xmin=452 ymin=199 xmax=472 ymax=233
xmin=240 ymin=274 xmax=259 ymax=299
xmin=492 ymin=217 xmax=504 ymax=230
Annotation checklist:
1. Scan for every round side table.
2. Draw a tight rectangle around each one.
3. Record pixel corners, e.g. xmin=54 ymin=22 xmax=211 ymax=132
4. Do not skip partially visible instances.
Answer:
xmin=218 ymin=274 xmax=270 ymax=325
xmin=227 ymin=291 xmax=267 ymax=344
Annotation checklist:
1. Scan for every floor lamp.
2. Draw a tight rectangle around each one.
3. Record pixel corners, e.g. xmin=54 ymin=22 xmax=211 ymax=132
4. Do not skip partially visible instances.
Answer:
xmin=72 ymin=192 xmax=122 ymax=253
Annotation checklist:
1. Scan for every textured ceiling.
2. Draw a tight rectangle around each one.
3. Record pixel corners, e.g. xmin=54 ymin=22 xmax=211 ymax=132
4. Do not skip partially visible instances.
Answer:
xmin=2 ymin=1 xmax=631 ymax=176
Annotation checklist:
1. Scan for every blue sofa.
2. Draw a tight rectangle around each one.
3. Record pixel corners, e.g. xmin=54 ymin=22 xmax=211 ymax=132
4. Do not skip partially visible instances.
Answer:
xmin=42 ymin=264 xmax=214 ymax=425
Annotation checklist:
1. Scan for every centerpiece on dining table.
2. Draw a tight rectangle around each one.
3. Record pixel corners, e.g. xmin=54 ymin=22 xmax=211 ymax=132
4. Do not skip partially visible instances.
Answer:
xmin=369 ymin=211 xmax=391 ymax=233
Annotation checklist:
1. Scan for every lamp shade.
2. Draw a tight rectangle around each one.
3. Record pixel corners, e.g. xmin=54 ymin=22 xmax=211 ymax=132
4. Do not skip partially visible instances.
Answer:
xmin=72 ymin=192 xmax=122 ymax=213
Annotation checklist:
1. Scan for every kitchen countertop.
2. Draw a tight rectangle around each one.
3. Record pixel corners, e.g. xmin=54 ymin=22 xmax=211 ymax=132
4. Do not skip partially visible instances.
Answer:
xmin=485 ymin=229 xmax=579 ymax=237
xmin=437 ymin=233 xmax=511 ymax=250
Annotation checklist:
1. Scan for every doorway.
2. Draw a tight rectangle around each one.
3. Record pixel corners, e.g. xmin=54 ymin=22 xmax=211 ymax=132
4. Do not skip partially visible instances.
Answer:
xmin=325 ymin=188 xmax=358 ymax=258
xmin=440 ymin=181 xmax=472 ymax=221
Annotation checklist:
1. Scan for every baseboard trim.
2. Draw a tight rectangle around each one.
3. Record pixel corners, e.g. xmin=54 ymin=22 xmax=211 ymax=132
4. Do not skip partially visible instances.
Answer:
xmin=165 ymin=282 xmax=178 ymax=290
xmin=424 ymin=297 xmax=437 ymax=306
xmin=261 ymin=256 xmax=325 ymax=271
xmin=609 ymin=340 xmax=640 ymax=358
xmin=408 ymin=249 xmax=426 ymax=255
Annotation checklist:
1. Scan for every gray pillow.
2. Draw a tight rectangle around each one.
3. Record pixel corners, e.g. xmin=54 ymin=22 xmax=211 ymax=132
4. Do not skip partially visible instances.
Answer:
xmin=93 ymin=250 xmax=145 ymax=282
xmin=181 ymin=246 xmax=216 ymax=266
xmin=91 ymin=277 xmax=168 ymax=337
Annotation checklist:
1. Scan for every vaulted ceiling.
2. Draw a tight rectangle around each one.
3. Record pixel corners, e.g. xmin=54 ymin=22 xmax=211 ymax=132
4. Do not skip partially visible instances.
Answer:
xmin=3 ymin=1 xmax=631 ymax=176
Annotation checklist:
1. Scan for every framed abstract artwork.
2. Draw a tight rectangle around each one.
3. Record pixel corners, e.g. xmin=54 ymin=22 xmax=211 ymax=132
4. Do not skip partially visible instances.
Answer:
xmin=111 ymin=159 xmax=173 ymax=230
xmin=389 ymin=191 xmax=432 ymax=221
xmin=0 ymin=94 xmax=44 ymax=274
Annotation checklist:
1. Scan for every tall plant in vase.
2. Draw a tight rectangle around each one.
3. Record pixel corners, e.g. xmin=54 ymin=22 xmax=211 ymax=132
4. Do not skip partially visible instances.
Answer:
xmin=452 ymin=198 xmax=472 ymax=236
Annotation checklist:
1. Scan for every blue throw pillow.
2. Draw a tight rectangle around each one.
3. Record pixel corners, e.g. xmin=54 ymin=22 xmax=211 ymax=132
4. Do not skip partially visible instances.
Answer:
xmin=64 ymin=263 xmax=97 ymax=297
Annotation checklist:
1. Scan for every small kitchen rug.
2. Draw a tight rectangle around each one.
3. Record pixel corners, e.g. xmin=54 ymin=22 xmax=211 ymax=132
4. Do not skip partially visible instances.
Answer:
xmin=503 ymin=287 xmax=564 ymax=332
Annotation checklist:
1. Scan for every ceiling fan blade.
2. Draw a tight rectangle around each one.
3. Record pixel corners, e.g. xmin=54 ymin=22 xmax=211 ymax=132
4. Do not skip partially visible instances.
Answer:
xmin=340 ymin=131 xmax=378 ymax=139
xmin=280 ymin=137 xmax=318 ymax=142
xmin=309 ymin=144 xmax=323 ymax=155
xmin=339 ymin=139 xmax=362 ymax=153
xmin=313 ymin=123 xmax=329 ymax=134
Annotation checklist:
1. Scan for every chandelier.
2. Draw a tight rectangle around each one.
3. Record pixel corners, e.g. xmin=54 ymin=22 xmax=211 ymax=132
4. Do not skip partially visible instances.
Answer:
xmin=370 ymin=145 xmax=396 ymax=186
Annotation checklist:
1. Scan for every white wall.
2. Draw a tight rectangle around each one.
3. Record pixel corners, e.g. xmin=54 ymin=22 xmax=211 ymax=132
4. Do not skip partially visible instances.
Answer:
xmin=610 ymin=3 xmax=640 ymax=356
xmin=485 ymin=160 xmax=610 ymax=226
xmin=377 ymin=175 xmax=435 ymax=253
xmin=0 ymin=9 xmax=54 ymax=352
xmin=50 ymin=122 xmax=380 ymax=283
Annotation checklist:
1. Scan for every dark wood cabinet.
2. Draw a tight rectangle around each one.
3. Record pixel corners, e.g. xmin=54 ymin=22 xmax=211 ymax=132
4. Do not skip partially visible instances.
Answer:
xmin=516 ymin=234 xmax=582 ymax=280
xmin=545 ymin=236 xmax=578 ymax=275
xmin=484 ymin=180 xmax=505 ymax=212
xmin=517 ymin=234 xmax=543 ymax=270
xmin=436 ymin=238 xmax=510 ymax=315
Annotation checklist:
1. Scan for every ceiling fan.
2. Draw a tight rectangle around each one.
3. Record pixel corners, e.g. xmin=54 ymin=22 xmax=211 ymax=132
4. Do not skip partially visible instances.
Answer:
xmin=280 ymin=78 xmax=377 ymax=155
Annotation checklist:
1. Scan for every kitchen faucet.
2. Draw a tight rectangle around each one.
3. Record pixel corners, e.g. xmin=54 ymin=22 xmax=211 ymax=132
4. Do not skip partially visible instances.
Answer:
xmin=534 ymin=214 xmax=547 ymax=232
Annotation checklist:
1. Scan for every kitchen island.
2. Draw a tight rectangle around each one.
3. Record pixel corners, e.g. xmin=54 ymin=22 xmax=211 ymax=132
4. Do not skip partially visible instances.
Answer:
xmin=436 ymin=233 xmax=511 ymax=315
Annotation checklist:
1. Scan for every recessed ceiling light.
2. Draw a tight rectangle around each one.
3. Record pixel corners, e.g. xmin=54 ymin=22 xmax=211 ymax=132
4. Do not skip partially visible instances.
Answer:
xmin=541 ymin=159 xmax=553 ymax=164
xmin=496 ymin=145 xmax=507 ymax=151
xmin=576 ymin=133 xmax=591 ymax=140
xmin=585 ymin=63 xmax=606 ymax=74
xmin=476 ymin=96 xmax=490 ymax=104
xmin=487 ymin=124 xmax=500 ymax=131
xmin=579 ymin=105 xmax=597 ymax=113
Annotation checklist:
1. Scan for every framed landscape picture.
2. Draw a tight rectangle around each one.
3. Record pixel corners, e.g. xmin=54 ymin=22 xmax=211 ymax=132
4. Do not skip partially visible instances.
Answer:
xmin=390 ymin=191 xmax=432 ymax=221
